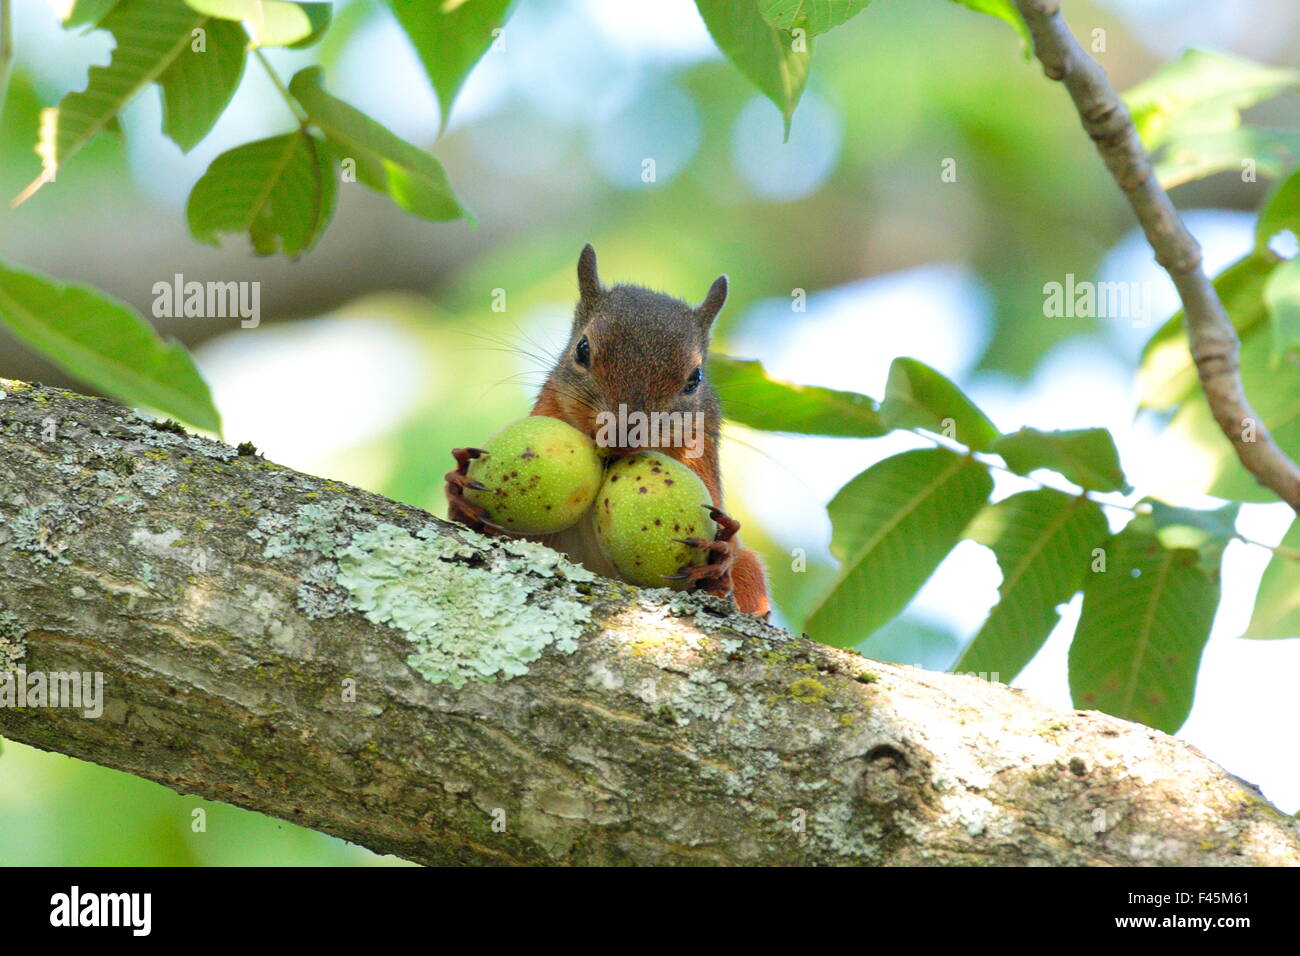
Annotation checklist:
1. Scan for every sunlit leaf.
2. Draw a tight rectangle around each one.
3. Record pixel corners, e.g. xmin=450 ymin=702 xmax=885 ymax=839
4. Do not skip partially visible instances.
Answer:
xmin=805 ymin=448 xmax=992 ymax=647
xmin=696 ymin=0 xmax=812 ymax=139
xmin=1147 ymin=499 xmax=1239 ymax=557
xmin=288 ymin=67 xmax=469 ymax=222
xmin=187 ymin=130 xmax=337 ymax=256
xmin=992 ymin=426 xmax=1129 ymax=493
xmin=1243 ymin=518 xmax=1300 ymax=640
xmin=1155 ymin=127 xmax=1300 ymax=190
xmin=1257 ymin=166 xmax=1300 ymax=252
xmin=1069 ymin=516 xmax=1221 ymax=733
xmin=950 ymin=0 xmax=1029 ymax=53
xmin=956 ymin=489 xmax=1107 ymax=680
xmin=879 ymin=356 xmax=1000 ymax=451
xmin=756 ymin=0 xmax=872 ymax=36
xmin=386 ymin=0 xmax=515 ymax=132
xmin=708 ymin=355 xmax=887 ymax=436
xmin=62 ymin=0 xmax=121 ymax=28
xmin=184 ymin=0 xmax=332 ymax=48
xmin=0 ymin=260 xmax=221 ymax=433
xmin=1263 ymin=254 xmax=1300 ymax=363
xmin=1124 ymin=49 xmax=1299 ymax=152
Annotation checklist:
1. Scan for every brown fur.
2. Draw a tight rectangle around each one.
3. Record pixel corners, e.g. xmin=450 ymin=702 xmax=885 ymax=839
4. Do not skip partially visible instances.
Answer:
xmin=529 ymin=246 xmax=770 ymax=616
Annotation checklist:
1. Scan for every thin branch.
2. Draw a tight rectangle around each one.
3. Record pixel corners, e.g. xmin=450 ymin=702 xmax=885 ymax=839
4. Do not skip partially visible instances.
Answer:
xmin=1012 ymin=0 xmax=1300 ymax=513
xmin=253 ymin=46 xmax=307 ymax=125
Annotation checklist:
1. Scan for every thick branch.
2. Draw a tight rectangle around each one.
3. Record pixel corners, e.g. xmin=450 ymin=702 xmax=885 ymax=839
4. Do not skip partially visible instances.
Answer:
xmin=1014 ymin=0 xmax=1300 ymax=512
xmin=0 ymin=382 xmax=1296 ymax=865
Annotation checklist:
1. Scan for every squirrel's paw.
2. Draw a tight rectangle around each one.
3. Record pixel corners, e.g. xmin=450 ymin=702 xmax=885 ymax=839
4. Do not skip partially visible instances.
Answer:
xmin=667 ymin=504 xmax=740 ymax=604
xmin=444 ymin=447 xmax=505 ymax=533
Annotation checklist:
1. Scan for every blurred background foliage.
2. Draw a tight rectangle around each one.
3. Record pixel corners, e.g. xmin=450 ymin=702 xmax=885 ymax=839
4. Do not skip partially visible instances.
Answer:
xmin=2 ymin=0 xmax=1299 ymax=863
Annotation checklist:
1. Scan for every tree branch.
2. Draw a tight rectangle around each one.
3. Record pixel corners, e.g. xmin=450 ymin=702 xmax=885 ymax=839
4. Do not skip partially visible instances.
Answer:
xmin=1013 ymin=0 xmax=1300 ymax=512
xmin=0 ymin=381 xmax=1296 ymax=865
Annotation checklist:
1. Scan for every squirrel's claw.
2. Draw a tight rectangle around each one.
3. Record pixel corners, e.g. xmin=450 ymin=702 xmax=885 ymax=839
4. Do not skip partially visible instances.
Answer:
xmin=445 ymin=447 xmax=505 ymax=533
xmin=665 ymin=505 xmax=742 ymax=603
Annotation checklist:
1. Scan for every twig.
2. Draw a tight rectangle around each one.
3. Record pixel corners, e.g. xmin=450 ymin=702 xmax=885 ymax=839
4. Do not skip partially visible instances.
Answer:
xmin=1012 ymin=0 xmax=1300 ymax=513
xmin=253 ymin=46 xmax=307 ymax=125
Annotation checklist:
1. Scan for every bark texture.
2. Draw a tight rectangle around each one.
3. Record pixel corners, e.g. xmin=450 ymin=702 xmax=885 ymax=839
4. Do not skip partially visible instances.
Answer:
xmin=1013 ymin=0 xmax=1300 ymax=511
xmin=0 ymin=381 xmax=1297 ymax=866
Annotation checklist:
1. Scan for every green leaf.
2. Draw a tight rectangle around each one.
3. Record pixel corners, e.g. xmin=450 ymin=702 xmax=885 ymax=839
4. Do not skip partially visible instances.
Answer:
xmin=949 ymin=0 xmax=1029 ymax=53
xmin=1155 ymin=127 xmax=1300 ymax=190
xmin=992 ymin=426 xmax=1130 ymax=493
xmin=879 ymin=356 xmax=1000 ymax=451
xmin=1147 ymin=499 xmax=1239 ymax=555
xmin=707 ymin=355 xmax=887 ymax=437
xmin=0 ymin=260 xmax=221 ymax=433
xmin=187 ymin=131 xmax=337 ymax=256
xmin=157 ymin=18 xmax=248 ymax=153
xmin=386 ymin=0 xmax=515 ymax=133
xmin=1257 ymin=166 xmax=1300 ymax=252
xmin=1138 ymin=252 xmax=1279 ymax=411
xmin=756 ymin=0 xmax=872 ymax=36
xmin=1124 ymin=49 xmax=1300 ymax=152
xmin=955 ymin=490 xmax=1108 ymax=680
xmin=695 ymin=0 xmax=812 ymax=139
xmin=287 ymin=66 xmax=469 ymax=222
xmin=19 ymin=0 xmax=209 ymax=201
xmin=184 ymin=0 xmax=333 ymax=48
xmin=805 ymin=448 xmax=993 ymax=648
xmin=1263 ymin=254 xmax=1300 ymax=363
xmin=1243 ymin=518 xmax=1300 ymax=639
xmin=1069 ymin=516 xmax=1221 ymax=733
xmin=63 ymin=0 xmax=122 ymax=28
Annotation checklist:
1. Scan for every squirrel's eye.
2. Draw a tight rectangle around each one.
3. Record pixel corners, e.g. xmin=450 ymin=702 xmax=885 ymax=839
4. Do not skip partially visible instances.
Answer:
xmin=575 ymin=336 xmax=591 ymax=368
xmin=683 ymin=366 xmax=703 ymax=395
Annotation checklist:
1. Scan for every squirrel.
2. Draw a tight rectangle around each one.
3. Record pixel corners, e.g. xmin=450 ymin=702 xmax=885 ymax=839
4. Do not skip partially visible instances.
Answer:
xmin=446 ymin=244 xmax=770 ymax=617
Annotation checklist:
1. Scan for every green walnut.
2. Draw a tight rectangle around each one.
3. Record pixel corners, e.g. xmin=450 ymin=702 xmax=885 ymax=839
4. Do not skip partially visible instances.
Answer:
xmin=594 ymin=451 xmax=717 ymax=589
xmin=465 ymin=416 xmax=603 ymax=534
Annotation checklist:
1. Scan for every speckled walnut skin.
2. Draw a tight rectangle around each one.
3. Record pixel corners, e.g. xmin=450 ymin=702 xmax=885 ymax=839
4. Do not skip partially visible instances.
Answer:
xmin=0 ymin=380 xmax=1297 ymax=866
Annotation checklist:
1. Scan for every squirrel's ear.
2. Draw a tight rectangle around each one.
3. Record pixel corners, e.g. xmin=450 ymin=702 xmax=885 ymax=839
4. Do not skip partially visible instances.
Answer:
xmin=577 ymin=243 xmax=604 ymax=305
xmin=696 ymin=274 xmax=728 ymax=328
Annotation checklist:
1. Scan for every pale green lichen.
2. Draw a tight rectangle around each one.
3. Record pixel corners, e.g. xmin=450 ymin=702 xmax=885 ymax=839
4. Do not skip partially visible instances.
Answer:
xmin=3 ymin=501 xmax=86 ymax=566
xmin=131 ymin=463 xmax=178 ymax=497
xmin=661 ymin=590 xmax=786 ymax=641
xmin=335 ymin=524 xmax=591 ymax=689
xmin=668 ymin=668 xmax=734 ymax=724
xmin=298 ymin=560 xmax=350 ymax=620
xmin=0 ymin=607 xmax=26 ymax=672
xmin=813 ymin=803 xmax=883 ymax=860
xmin=253 ymin=500 xmax=364 ymax=559
xmin=126 ymin=421 xmax=185 ymax=448
xmin=184 ymin=435 xmax=238 ymax=461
